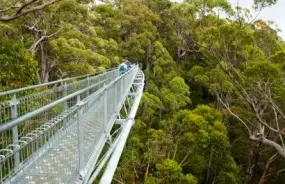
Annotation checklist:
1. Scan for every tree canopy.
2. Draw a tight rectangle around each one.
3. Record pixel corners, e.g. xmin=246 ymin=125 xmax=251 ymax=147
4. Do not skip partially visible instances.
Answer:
xmin=1 ymin=0 xmax=285 ymax=183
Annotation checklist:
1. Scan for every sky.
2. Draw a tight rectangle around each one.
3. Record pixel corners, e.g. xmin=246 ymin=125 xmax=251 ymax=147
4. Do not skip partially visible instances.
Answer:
xmin=173 ymin=0 xmax=285 ymax=39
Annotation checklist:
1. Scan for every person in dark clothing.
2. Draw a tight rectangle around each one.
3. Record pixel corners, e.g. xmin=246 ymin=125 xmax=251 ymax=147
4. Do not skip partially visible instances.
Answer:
xmin=123 ymin=57 xmax=132 ymax=69
xmin=119 ymin=62 xmax=127 ymax=74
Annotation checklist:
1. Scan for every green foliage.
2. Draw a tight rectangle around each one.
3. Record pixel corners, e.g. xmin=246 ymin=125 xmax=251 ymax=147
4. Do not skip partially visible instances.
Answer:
xmin=270 ymin=50 xmax=285 ymax=64
xmin=191 ymin=66 xmax=234 ymax=96
xmin=155 ymin=159 xmax=189 ymax=183
xmin=0 ymin=39 xmax=37 ymax=90
xmin=243 ymin=61 xmax=282 ymax=84
xmin=142 ymin=41 xmax=191 ymax=116
xmin=141 ymin=92 xmax=162 ymax=122
xmin=254 ymin=0 xmax=278 ymax=9
xmin=144 ymin=159 xmax=198 ymax=184
xmin=2 ymin=0 xmax=285 ymax=183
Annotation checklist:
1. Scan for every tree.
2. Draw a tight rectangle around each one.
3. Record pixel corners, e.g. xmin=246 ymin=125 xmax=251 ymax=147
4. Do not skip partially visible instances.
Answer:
xmin=1 ymin=0 xmax=285 ymax=183
xmin=150 ymin=159 xmax=198 ymax=184
xmin=20 ymin=0 xmax=119 ymax=82
xmin=0 ymin=39 xmax=37 ymax=90
xmin=145 ymin=41 xmax=191 ymax=115
xmin=196 ymin=20 xmax=285 ymax=159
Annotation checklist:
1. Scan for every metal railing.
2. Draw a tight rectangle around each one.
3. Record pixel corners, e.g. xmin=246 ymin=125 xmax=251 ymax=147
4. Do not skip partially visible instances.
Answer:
xmin=0 ymin=69 xmax=119 ymax=149
xmin=0 ymin=65 xmax=141 ymax=183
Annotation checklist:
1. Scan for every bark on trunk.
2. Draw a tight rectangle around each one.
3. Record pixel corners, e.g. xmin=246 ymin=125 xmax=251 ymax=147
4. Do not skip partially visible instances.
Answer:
xmin=177 ymin=47 xmax=186 ymax=63
xmin=258 ymin=162 xmax=270 ymax=184
xmin=250 ymin=135 xmax=285 ymax=158
xmin=258 ymin=154 xmax=277 ymax=184
xmin=145 ymin=162 xmax=150 ymax=177
xmin=38 ymin=41 xmax=49 ymax=83
xmin=250 ymin=143 xmax=261 ymax=184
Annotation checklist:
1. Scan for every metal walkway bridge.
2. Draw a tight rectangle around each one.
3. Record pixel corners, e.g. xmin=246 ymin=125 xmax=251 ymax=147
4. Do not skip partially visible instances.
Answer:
xmin=0 ymin=65 xmax=144 ymax=184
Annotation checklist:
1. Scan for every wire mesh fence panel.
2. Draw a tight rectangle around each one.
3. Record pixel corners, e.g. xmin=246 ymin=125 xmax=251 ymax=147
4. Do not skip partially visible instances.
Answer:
xmin=0 ymin=66 xmax=140 ymax=183
xmin=0 ymin=69 xmax=119 ymax=125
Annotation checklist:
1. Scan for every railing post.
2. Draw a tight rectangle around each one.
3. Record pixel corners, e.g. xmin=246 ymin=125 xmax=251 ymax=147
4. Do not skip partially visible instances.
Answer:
xmin=114 ymin=81 xmax=117 ymax=112
xmin=63 ymin=82 xmax=68 ymax=128
xmin=117 ymin=79 xmax=121 ymax=105
xmin=121 ymin=77 xmax=123 ymax=98
xmin=104 ymin=85 xmax=108 ymax=130
xmin=86 ymin=77 xmax=90 ymax=97
xmin=63 ymin=82 xmax=68 ymax=110
xmin=10 ymin=94 xmax=20 ymax=169
xmin=77 ymin=95 xmax=84 ymax=174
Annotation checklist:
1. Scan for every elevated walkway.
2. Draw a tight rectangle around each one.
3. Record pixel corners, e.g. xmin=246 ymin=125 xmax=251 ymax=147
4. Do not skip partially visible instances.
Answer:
xmin=0 ymin=65 xmax=144 ymax=184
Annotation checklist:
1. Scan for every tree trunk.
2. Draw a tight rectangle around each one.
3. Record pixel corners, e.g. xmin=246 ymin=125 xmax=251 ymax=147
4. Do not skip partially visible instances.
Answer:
xmin=38 ymin=41 xmax=49 ymax=83
xmin=249 ymin=143 xmax=261 ymax=184
xmin=258 ymin=154 xmax=277 ymax=184
xmin=177 ymin=47 xmax=186 ymax=63
xmin=258 ymin=161 xmax=270 ymax=184
xmin=244 ymin=144 xmax=261 ymax=184
xmin=244 ymin=154 xmax=253 ymax=184
xmin=206 ymin=145 xmax=213 ymax=184
xmin=146 ymin=162 xmax=150 ymax=177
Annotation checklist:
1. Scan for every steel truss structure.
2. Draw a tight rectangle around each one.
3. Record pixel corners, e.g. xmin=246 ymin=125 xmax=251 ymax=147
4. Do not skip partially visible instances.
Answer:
xmin=0 ymin=65 xmax=144 ymax=184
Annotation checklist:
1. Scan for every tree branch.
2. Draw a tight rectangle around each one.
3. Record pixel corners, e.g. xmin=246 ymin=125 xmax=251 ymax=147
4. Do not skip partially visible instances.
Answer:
xmin=0 ymin=0 xmax=61 ymax=22
xmin=218 ymin=97 xmax=252 ymax=136
xmin=249 ymin=135 xmax=285 ymax=157
xmin=272 ymin=106 xmax=285 ymax=148
xmin=16 ymin=0 xmax=39 ymax=15
xmin=29 ymin=27 xmax=63 ymax=52
xmin=0 ymin=5 xmax=20 ymax=13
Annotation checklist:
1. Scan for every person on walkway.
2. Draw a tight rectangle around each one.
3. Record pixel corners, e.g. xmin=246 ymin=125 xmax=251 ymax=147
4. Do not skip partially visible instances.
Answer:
xmin=119 ymin=62 xmax=127 ymax=75
xmin=124 ymin=57 xmax=132 ymax=69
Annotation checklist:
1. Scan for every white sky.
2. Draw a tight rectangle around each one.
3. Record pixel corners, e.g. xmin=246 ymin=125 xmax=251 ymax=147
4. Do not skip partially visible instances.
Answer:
xmin=173 ymin=0 xmax=285 ymax=39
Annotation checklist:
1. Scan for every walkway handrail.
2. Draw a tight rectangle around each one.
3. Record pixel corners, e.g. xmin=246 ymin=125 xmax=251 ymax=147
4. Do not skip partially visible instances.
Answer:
xmin=0 ymin=67 xmax=117 ymax=97
xmin=99 ymin=71 xmax=144 ymax=184
xmin=0 ymin=66 xmax=136 ymax=133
